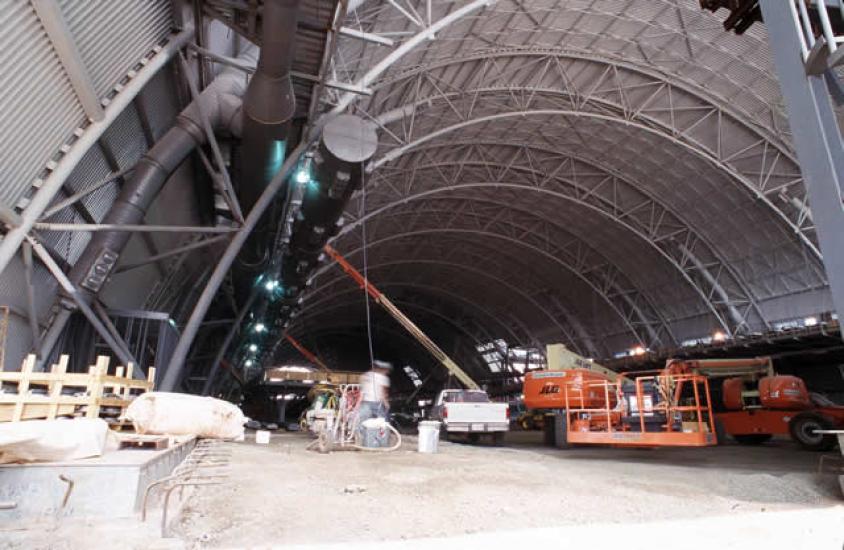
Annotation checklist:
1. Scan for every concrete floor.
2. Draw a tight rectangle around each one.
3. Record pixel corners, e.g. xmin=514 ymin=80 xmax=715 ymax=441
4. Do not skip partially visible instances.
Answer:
xmin=3 ymin=430 xmax=843 ymax=549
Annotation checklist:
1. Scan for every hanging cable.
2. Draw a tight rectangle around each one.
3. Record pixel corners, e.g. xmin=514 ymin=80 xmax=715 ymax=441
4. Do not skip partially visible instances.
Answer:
xmin=360 ymin=161 xmax=375 ymax=366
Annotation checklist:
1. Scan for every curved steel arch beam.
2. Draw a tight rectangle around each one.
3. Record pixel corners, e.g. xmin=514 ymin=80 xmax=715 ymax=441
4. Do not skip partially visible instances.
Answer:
xmin=296 ymin=280 xmax=531 ymax=380
xmin=337 ymin=182 xmax=726 ymax=340
xmin=285 ymin=322 xmax=489 ymax=383
xmin=320 ymin=227 xmax=655 ymax=347
xmin=330 ymin=0 xmax=497 ymax=115
xmin=372 ymin=48 xmax=796 ymax=158
xmin=306 ymin=256 xmax=590 ymax=356
xmin=285 ymin=322 xmax=475 ymax=380
xmin=368 ymin=100 xmax=821 ymax=264
xmin=291 ymin=295 xmax=502 ymax=367
xmin=337 ymin=201 xmax=680 ymax=346
xmin=361 ymin=142 xmax=768 ymax=331
xmin=301 ymin=276 xmax=534 ymax=347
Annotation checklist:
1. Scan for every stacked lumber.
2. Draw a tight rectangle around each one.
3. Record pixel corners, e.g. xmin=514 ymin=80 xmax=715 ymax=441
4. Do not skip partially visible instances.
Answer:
xmin=0 ymin=354 xmax=154 ymax=422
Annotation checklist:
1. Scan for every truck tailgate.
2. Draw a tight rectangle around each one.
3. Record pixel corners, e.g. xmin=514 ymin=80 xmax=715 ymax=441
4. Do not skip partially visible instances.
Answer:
xmin=445 ymin=402 xmax=508 ymax=424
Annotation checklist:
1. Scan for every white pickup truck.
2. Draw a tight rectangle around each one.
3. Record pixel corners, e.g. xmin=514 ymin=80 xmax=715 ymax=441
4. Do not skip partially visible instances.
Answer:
xmin=429 ymin=389 xmax=509 ymax=444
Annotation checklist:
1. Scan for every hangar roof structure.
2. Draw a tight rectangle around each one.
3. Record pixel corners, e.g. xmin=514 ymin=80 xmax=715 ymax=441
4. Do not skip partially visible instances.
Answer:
xmin=0 ymin=0 xmax=840 ymax=395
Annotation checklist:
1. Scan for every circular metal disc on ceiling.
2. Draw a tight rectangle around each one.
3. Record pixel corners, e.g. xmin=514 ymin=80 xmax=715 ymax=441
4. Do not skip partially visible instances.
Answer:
xmin=322 ymin=114 xmax=379 ymax=163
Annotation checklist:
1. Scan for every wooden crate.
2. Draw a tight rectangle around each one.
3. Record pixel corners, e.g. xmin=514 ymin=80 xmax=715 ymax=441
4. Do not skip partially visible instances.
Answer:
xmin=0 ymin=354 xmax=155 ymax=422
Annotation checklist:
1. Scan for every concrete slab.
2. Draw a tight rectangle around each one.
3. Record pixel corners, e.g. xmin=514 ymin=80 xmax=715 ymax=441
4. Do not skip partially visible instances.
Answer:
xmin=0 ymin=436 xmax=194 ymax=520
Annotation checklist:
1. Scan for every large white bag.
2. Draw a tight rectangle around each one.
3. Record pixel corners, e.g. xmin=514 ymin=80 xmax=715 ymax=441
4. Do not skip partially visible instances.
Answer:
xmin=0 ymin=418 xmax=109 ymax=464
xmin=125 ymin=392 xmax=246 ymax=439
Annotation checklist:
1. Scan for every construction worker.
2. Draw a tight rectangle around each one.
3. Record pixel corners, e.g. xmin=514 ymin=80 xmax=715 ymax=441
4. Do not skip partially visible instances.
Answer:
xmin=358 ymin=359 xmax=392 ymax=423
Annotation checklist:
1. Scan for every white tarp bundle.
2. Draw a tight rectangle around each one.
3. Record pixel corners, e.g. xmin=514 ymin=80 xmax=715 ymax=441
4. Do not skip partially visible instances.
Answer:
xmin=0 ymin=418 xmax=109 ymax=464
xmin=125 ymin=392 xmax=246 ymax=439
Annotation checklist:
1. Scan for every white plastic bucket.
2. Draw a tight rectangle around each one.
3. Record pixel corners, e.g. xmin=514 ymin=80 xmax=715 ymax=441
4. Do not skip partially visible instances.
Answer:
xmin=417 ymin=420 xmax=441 ymax=453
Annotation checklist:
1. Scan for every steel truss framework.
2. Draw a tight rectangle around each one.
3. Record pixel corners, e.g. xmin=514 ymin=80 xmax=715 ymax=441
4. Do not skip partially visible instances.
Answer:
xmin=302 ymin=240 xmax=595 ymax=351
xmin=354 ymin=144 xmax=768 ymax=334
xmin=5 ymin=1 xmax=841 ymax=385
xmin=279 ymin=1 xmax=836 ymax=364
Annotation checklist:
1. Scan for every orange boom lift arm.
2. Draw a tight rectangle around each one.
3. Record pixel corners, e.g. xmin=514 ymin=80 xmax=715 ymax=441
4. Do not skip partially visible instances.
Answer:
xmin=323 ymin=244 xmax=479 ymax=390
xmin=283 ymin=333 xmax=331 ymax=372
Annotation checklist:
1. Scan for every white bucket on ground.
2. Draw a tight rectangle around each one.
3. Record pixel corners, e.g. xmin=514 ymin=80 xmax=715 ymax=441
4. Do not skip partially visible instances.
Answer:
xmin=417 ymin=421 xmax=441 ymax=453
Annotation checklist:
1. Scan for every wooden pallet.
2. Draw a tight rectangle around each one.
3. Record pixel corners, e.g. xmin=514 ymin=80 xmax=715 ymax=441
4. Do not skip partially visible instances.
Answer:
xmin=0 ymin=354 xmax=155 ymax=422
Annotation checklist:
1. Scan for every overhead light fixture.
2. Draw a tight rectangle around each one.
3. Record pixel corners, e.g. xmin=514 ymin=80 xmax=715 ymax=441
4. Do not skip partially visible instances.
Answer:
xmin=630 ymin=346 xmax=646 ymax=356
xmin=712 ymin=331 xmax=727 ymax=342
xmin=295 ymin=156 xmax=312 ymax=184
xmin=245 ymin=359 xmax=254 ymax=367
xmin=249 ymin=344 xmax=258 ymax=352
xmin=804 ymin=316 xmax=819 ymax=327
xmin=265 ymin=279 xmax=278 ymax=291
xmin=254 ymin=323 xmax=266 ymax=333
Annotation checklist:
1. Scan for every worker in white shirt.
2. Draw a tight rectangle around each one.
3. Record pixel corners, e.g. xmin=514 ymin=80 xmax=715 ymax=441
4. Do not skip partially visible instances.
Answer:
xmin=358 ymin=359 xmax=392 ymax=423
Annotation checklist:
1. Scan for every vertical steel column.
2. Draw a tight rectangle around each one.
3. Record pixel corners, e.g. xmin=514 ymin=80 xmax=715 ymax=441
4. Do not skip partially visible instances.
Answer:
xmin=21 ymin=242 xmax=42 ymax=357
xmin=759 ymin=1 xmax=844 ymax=331
xmin=200 ymin=288 xmax=259 ymax=395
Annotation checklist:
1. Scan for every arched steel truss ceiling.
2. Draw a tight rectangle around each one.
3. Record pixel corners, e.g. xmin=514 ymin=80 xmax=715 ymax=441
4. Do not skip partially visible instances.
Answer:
xmin=301 ymin=256 xmax=589 ymax=355
xmin=339 ymin=205 xmax=683 ymax=345
xmin=369 ymin=108 xmax=819 ymax=264
xmin=286 ymin=322 xmax=487 ymax=382
xmin=343 ymin=1 xmax=785 ymax=139
xmin=318 ymin=235 xmax=603 ymax=355
xmin=293 ymin=294 xmax=505 ymax=355
xmin=301 ymin=273 xmax=541 ymax=348
xmin=361 ymin=52 xmax=819 ymax=262
xmin=373 ymin=48 xmax=795 ymax=157
xmin=321 ymin=219 xmax=673 ymax=348
xmin=292 ymin=281 xmax=531 ymax=378
xmin=352 ymin=142 xmax=772 ymax=332
xmin=335 ymin=183 xmax=730 ymax=340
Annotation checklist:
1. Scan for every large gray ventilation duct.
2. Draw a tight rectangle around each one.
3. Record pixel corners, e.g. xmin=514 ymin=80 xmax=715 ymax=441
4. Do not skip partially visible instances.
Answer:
xmin=67 ymin=60 xmax=251 ymax=298
xmin=236 ymin=0 xmax=300 ymax=276
xmin=42 ymin=0 xmax=301 ymax=365
xmin=276 ymin=115 xmax=378 ymax=324
xmin=239 ymin=0 xmax=298 ymax=212
xmin=37 ymin=54 xmax=254 ymax=367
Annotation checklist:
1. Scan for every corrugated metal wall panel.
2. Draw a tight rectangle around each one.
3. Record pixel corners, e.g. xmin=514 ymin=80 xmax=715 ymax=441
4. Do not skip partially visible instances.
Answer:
xmin=64 ymin=143 xmax=119 ymax=224
xmin=0 ymin=1 xmax=85 ymax=210
xmin=100 ymin=105 xmax=147 ymax=170
xmin=4 ymin=316 xmax=33 ymax=372
xmin=0 ymin=256 xmax=59 ymax=371
xmin=57 ymin=0 xmax=174 ymax=99
xmin=137 ymin=63 xmax=181 ymax=141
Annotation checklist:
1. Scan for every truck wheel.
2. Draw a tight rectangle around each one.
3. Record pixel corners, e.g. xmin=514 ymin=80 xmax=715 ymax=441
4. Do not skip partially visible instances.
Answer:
xmin=492 ymin=432 xmax=505 ymax=446
xmin=789 ymin=413 xmax=835 ymax=451
xmin=732 ymin=434 xmax=773 ymax=445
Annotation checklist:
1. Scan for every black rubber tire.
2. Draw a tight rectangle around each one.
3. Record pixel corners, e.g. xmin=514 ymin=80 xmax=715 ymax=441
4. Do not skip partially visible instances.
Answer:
xmin=542 ymin=414 xmax=556 ymax=446
xmin=714 ymin=419 xmax=727 ymax=445
xmin=732 ymin=433 xmax=773 ymax=445
xmin=492 ymin=432 xmax=505 ymax=446
xmin=552 ymin=411 xmax=570 ymax=449
xmin=789 ymin=413 xmax=835 ymax=451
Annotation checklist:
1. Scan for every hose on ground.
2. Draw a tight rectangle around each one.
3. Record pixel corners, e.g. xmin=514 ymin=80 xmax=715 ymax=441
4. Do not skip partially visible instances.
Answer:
xmin=305 ymin=423 xmax=402 ymax=453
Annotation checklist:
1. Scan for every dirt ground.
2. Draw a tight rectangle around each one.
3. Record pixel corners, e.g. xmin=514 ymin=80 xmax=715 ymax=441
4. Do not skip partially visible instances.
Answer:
xmin=174 ymin=431 xmax=843 ymax=548
xmin=3 ymin=430 xmax=843 ymax=549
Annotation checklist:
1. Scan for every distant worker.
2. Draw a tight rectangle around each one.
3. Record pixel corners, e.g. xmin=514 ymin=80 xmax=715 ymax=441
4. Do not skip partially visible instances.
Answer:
xmin=358 ymin=360 xmax=392 ymax=422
